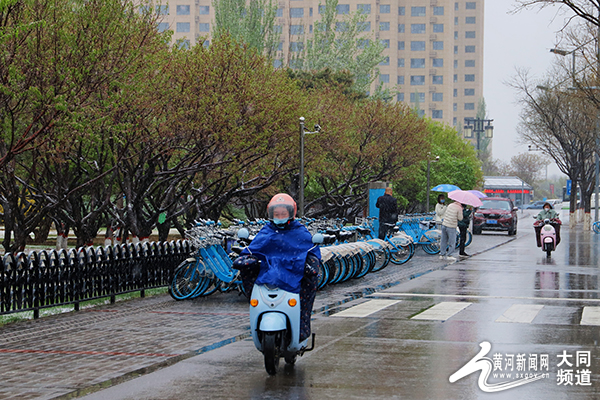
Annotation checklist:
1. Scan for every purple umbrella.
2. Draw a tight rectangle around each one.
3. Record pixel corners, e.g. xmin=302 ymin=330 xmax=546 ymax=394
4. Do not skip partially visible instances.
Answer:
xmin=448 ymin=190 xmax=483 ymax=207
xmin=466 ymin=189 xmax=486 ymax=198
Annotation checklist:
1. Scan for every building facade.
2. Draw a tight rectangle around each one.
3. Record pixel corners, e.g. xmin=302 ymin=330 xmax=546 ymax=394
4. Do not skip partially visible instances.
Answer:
xmin=152 ymin=0 xmax=484 ymax=129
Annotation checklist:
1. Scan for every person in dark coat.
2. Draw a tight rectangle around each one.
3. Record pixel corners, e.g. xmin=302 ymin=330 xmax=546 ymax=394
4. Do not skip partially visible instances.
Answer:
xmin=376 ymin=187 xmax=399 ymax=240
xmin=458 ymin=206 xmax=472 ymax=257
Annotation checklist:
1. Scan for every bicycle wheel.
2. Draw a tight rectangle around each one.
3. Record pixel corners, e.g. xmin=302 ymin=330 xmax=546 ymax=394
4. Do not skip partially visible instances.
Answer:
xmin=465 ymin=231 xmax=473 ymax=247
xmin=353 ymin=251 xmax=372 ymax=279
xmin=169 ymin=260 xmax=203 ymax=300
xmin=389 ymin=243 xmax=413 ymax=265
xmin=421 ymin=229 xmax=441 ymax=255
xmin=593 ymin=221 xmax=600 ymax=234
xmin=317 ymin=261 xmax=330 ymax=290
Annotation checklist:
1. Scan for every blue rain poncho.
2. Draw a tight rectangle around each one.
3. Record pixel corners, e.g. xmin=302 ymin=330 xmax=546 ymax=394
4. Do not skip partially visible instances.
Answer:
xmin=240 ymin=220 xmax=321 ymax=293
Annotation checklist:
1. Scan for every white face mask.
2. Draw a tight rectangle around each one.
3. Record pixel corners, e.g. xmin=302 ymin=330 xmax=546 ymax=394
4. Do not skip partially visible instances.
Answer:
xmin=544 ymin=208 xmax=550 ymax=212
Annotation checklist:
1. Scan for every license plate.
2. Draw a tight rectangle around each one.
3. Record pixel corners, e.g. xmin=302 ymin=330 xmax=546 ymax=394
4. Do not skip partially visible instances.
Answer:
xmin=486 ymin=219 xmax=498 ymax=224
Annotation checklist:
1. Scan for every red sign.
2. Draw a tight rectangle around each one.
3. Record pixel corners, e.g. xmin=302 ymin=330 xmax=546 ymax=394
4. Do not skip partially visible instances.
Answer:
xmin=484 ymin=189 xmax=530 ymax=194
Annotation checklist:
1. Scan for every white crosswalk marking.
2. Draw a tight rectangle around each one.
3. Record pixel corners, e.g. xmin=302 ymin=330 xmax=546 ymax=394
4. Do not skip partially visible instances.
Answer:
xmin=495 ymin=304 xmax=544 ymax=323
xmin=332 ymin=299 xmax=401 ymax=318
xmin=411 ymin=302 xmax=471 ymax=321
xmin=580 ymin=307 xmax=600 ymax=325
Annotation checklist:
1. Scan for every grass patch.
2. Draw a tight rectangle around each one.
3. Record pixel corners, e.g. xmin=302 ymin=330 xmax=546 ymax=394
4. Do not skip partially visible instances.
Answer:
xmin=0 ymin=287 xmax=169 ymax=327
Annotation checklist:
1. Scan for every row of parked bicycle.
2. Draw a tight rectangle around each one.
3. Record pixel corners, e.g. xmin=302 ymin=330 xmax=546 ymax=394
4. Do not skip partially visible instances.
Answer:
xmin=168 ymin=215 xmax=472 ymax=301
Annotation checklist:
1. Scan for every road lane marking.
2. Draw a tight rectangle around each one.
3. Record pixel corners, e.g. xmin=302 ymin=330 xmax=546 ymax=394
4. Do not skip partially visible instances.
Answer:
xmin=495 ymin=304 xmax=544 ymax=323
xmin=332 ymin=299 xmax=401 ymax=318
xmin=581 ymin=307 xmax=600 ymax=325
xmin=411 ymin=302 xmax=471 ymax=321
xmin=371 ymin=292 xmax=600 ymax=303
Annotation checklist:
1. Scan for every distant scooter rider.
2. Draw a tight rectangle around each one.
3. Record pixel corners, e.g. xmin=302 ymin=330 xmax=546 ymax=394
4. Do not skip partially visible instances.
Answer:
xmin=232 ymin=193 xmax=321 ymax=342
xmin=534 ymin=202 xmax=561 ymax=247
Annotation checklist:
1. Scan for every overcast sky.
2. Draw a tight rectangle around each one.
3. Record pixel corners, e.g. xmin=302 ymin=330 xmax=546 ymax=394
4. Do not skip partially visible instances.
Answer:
xmin=484 ymin=1 xmax=571 ymax=178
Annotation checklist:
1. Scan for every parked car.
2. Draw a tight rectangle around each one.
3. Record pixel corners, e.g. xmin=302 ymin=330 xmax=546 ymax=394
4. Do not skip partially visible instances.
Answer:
xmin=473 ymin=197 xmax=518 ymax=235
xmin=524 ymin=200 xmax=546 ymax=210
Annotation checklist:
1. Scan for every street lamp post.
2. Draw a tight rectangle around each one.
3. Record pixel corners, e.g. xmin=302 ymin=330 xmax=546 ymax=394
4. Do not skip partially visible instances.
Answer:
xmin=551 ymin=41 xmax=600 ymax=222
xmin=298 ymin=117 xmax=322 ymax=218
xmin=425 ymin=153 xmax=439 ymax=212
xmin=463 ymin=118 xmax=494 ymax=157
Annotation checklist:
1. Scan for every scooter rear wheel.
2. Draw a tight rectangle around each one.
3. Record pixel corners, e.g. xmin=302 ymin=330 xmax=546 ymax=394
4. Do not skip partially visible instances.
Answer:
xmin=263 ymin=332 xmax=280 ymax=375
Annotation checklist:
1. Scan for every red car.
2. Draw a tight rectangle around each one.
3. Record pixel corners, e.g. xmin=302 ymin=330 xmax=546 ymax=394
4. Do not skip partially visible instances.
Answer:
xmin=473 ymin=197 xmax=518 ymax=236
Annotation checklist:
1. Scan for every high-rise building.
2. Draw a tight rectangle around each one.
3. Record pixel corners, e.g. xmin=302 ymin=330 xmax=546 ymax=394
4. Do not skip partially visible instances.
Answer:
xmin=151 ymin=0 xmax=484 ymax=130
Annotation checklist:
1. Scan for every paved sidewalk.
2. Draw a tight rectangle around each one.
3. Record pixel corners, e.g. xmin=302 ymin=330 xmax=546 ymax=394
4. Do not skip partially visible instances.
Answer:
xmin=0 ymin=225 xmax=518 ymax=400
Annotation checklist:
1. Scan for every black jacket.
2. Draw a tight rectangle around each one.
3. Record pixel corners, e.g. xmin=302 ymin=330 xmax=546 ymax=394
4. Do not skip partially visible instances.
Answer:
xmin=376 ymin=194 xmax=398 ymax=223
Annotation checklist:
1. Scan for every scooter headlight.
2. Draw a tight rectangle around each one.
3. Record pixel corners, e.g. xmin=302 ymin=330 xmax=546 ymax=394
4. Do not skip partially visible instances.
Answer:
xmin=288 ymin=298 xmax=297 ymax=307
xmin=543 ymin=226 xmax=553 ymax=232
xmin=250 ymin=299 xmax=259 ymax=307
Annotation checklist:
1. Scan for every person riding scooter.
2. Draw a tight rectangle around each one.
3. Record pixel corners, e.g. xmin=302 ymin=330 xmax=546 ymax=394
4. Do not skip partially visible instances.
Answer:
xmin=533 ymin=202 xmax=561 ymax=247
xmin=233 ymin=193 xmax=321 ymax=343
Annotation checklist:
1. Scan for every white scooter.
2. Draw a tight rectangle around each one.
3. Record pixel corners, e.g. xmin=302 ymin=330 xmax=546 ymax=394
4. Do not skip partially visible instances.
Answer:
xmin=238 ymin=229 xmax=321 ymax=375
xmin=533 ymin=217 xmax=559 ymax=258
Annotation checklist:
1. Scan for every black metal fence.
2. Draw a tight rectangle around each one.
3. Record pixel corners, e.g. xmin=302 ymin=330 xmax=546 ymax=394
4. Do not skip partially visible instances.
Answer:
xmin=0 ymin=240 xmax=191 ymax=318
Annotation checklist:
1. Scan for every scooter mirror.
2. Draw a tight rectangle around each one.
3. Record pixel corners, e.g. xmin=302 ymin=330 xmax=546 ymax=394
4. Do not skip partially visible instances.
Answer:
xmin=237 ymin=228 xmax=250 ymax=239
xmin=312 ymin=233 xmax=324 ymax=244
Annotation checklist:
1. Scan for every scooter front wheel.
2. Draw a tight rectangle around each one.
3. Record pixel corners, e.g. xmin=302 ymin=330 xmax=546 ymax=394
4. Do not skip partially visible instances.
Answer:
xmin=263 ymin=332 xmax=281 ymax=375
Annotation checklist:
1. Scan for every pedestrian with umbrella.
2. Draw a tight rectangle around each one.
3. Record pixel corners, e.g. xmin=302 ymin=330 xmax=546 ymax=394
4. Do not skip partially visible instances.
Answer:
xmin=442 ymin=190 xmax=483 ymax=261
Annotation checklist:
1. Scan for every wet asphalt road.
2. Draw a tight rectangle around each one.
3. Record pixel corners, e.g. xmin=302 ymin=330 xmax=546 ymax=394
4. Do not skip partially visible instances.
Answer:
xmin=81 ymin=212 xmax=600 ymax=400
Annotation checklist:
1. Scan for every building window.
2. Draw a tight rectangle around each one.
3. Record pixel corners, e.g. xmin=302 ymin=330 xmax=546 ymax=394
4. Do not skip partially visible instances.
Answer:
xmin=465 ymin=103 xmax=475 ymax=110
xmin=455 ymin=2 xmax=459 ymax=11
xmin=199 ymin=6 xmax=209 ymax=14
xmin=360 ymin=21 xmax=371 ymax=32
xmin=336 ymin=22 xmax=348 ymax=31
xmin=465 ymin=31 xmax=476 ymax=39
xmin=310 ymin=7 xmax=313 ymax=16
xmin=380 ymin=57 xmax=390 ymax=66
xmin=337 ymin=4 xmax=350 ymax=14
xmin=157 ymin=5 xmax=168 ymax=15
xmin=433 ymin=41 xmax=443 ymax=50
xmin=453 ymin=117 xmax=457 ymax=125
xmin=465 ymin=45 xmax=475 ymax=53
xmin=381 ymin=39 xmax=390 ymax=48
xmin=398 ymin=24 xmax=405 ymax=33
xmin=290 ymin=42 xmax=304 ymax=52
xmin=178 ymin=39 xmax=190 ymax=49
xmin=176 ymin=5 xmax=190 ymax=15
xmin=277 ymin=8 xmax=283 ymax=17
xmin=411 ymin=41 xmax=425 ymax=51
xmin=454 ymin=59 xmax=458 ymax=68
xmin=432 ymin=110 xmax=443 ymax=119
xmin=357 ymin=4 xmax=371 ymax=14
xmin=465 ymin=74 xmax=475 ymax=82
xmin=177 ymin=22 xmax=190 ymax=32
xmin=277 ymin=42 xmax=283 ymax=51
xmin=454 ymin=17 xmax=458 ymax=25
xmin=398 ymin=58 xmax=405 ymax=67
xmin=411 ymin=6 xmax=426 ymax=17
xmin=410 ymin=92 xmax=425 ymax=103
xmin=357 ymin=39 xmax=369 ymax=48
xmin=433 ymin=58 xmax=443 ymax=67
xmin=399 ymin=6 xmax=405 ymax=15
xmin=465 ymin=88 xmax=475 ymax=96
xmin=203 ymin=40 xmax=210 ymax=48
xmin=291 ymin=25 xmax=304 ymax=35
xmin=411 ymin=24 xmax=426 ymax=34
xmin=454 ymin=74 xmax=457 ymax=82
xmin=290 ymin=8 xmax=304 ymax=17
xmin=432 ymin=92 xmax=443 ymax=102
xmin=380 ymin=74 xmax=390 ymax=83
xmin=274 ymin=25 xmax=282 ymax=34
xmin=380 ymin=4 xmax=390 ymax=13
xmin=411 ymin=58 xmax=426 ymax=68
xmin=453 ymin=103 xmax=457 ymax=111
xmin=380 ymin=22 xmax=390 ymax=31
xmin=453 ymin=89 xmax=457 ymax=97
xmin=417 ymin=110 xmax=425 ymax=117
xmin=466 ymin=2 xmax=476 ymax=9
xmin=410 ymin=75 xmax=425 ymax=85
xmin=465 ymin=59 xmax=476 ymax=67
xmin=397 ymin=93 xmax=405 ymax=101
xmin=466 ymin=16 xmax=476 ymax=24
xmin=157 ymin=22 xmax=169 ymax=32
xmin=433 ymin=6 xmax=444 ymax=16
xmin=398 ymin=41 xmax=405 ymax=50
xmin=273 ymin=59 xmax=283 ymax=68
xmin=433 ymin=24 xmax=443 ymax=33
xmin=432 ymin=75 xmax=443 ymax=84
xmin=198 ymin=23 xmax=210 ymax=32
xmin=397 ymin=76 xmax=405 ymax=84
xmin=454 ymin=31 xmax=458 ymax=39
